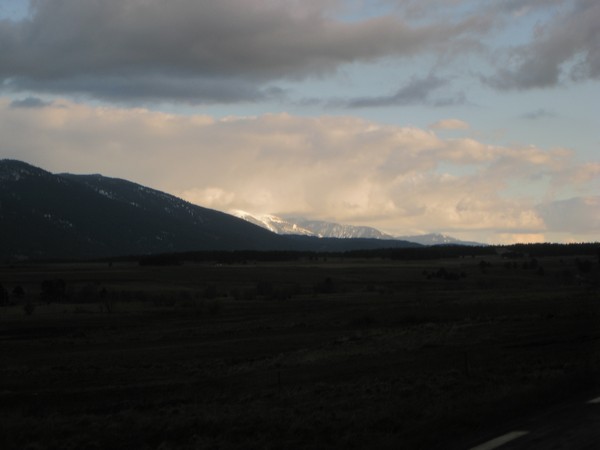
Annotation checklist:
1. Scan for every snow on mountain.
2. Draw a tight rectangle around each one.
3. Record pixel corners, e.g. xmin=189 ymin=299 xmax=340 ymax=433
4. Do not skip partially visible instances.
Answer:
xmin=230 ymin=210 xmax=314 ymax=236
xmin=231 ymin=211 xmax=482 ymax=246
xmin=288 ymin=218 xmax=394 ymax=240
xmin=0 ymin=159 xmax=54 ymax=182
xmin=231 ymin=211 xmax=387 ymax=238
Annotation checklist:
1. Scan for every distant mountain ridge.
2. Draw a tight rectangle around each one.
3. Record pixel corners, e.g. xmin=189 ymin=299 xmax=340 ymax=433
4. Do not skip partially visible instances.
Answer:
xmin=232 ymin=210 xmax=482 ymax=246
xmin=0 ymin=160 xmax=421 ymax=260
xmin=398 ymin=233 xmax=482 ymax=247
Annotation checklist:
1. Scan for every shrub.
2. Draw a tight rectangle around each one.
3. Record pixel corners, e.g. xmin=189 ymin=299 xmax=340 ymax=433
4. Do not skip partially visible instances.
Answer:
xmin=23 ymin=301 xmax=35 ymax=316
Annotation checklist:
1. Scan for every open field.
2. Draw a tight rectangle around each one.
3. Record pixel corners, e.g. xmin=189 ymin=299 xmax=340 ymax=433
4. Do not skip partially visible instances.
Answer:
xmin=1 ymin=253 xmax=599 ymax=449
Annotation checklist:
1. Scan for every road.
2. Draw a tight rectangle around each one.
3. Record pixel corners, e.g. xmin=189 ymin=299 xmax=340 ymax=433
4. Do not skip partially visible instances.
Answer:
xmin=461 ymin=392 xmax=600 ymax=449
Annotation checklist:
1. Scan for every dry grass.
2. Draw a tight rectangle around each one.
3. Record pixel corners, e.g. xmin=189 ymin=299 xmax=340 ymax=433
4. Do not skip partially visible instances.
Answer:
xmin=1 ymin=255 xmax=599 ymax=449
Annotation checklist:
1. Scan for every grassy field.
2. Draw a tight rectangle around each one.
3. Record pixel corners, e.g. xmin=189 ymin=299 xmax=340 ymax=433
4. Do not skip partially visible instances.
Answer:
xmin=1 ymin=253 xmax=599 ymax=449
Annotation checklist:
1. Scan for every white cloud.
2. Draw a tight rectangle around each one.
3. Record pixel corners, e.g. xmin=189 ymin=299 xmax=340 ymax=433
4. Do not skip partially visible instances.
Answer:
xmin=429 ymin=119 xmax=470 ymax=130
xmin=179 ymin=187 xmax=236 ymax=210
xmin=0 ymin=97 xmax=597 ymax=243
xmin=494 ymin=233 xmax=547 ymax=245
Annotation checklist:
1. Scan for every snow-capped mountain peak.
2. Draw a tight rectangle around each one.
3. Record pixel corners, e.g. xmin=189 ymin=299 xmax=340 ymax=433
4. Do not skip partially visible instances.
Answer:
xmin=231 ymin=210 xmax=482 ymax=246
xmin=231 ymin=211 xmax=392 ymax=239
xmin=230 ymin=210 xmax=314 ymax=235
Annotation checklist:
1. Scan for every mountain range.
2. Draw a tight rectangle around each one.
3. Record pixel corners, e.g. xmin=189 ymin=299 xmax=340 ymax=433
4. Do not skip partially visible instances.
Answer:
xmin=0 ymin=160 xmax=422 ymax=260
xmin=231 ymin=211 xmax=481 ymax=246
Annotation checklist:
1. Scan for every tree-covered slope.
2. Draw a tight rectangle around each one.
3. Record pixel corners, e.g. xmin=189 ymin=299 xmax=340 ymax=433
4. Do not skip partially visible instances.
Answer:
xmin=0 ymin=160 xmax=287 ymax=259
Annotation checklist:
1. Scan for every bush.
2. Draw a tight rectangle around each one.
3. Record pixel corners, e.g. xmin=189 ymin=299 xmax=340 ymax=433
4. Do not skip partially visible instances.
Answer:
xmin=23 ymin=301 xmax=35 ymax=316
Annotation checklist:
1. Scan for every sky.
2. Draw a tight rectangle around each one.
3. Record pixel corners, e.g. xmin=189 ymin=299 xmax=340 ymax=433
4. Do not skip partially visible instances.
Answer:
xmin=0 ymin=0 xmax=599 ymax=244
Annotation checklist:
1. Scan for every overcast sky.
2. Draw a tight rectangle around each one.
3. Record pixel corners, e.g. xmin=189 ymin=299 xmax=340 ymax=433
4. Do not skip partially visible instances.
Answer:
xmin=1 ymin=0 xmax=599 ymax=244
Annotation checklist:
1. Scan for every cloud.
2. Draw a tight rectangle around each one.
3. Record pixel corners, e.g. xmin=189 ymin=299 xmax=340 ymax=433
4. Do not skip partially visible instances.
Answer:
xmin=429 ymin=119 xmax=470 ymax=130
xmin=520 ymin=108 xmax=557 ymax=120
xmin=494 ymin=233 xmax=547 ymax=244
xmin=537 ymin=196 xmax=600 ymax=233
xmin=0 ymin=0 xmax=481 ymax=103
xmin=9 ymin=96 xmax=53 ymax=108
xmin=180 ymin=187 xmax=236 ymax=210
xmin=388 ymin=0 xmax=566 ymax=18
xmin=343 ymin=74 xmax=465 ymax=108
xmin=489 ymin=0 xmax=568 ymax=16
xmin=1 ymin=1 xmax=592 ymax=103
xmin=7 ymin=75 xmax=279 ymax=105
xmin=1 ymin=97 xmax=597 ymax=243
xmin=484 ymin=0 xmax=600 ymax=90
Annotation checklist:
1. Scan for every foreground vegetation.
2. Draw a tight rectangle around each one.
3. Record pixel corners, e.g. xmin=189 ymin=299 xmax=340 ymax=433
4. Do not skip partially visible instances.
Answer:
xmin=1 ymin=248 xmax=599 ymax=449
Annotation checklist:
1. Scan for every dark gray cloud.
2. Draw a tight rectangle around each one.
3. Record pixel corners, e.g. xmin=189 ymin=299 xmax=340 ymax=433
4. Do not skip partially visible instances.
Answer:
xmin=5 ymin=74 xmax=278 ymax=105
xmin=0 ymin=0 xmax=477 ymax=103
xmin=484 ymin=0 xmax=600 ymax=90
xmin=2 ymin=0 xmax=594 ymax=104
xmin=392 ymin=0 xmax=599 ymax=91
xmin=342 ymin=74 xmax=465 ymax=108
xmin=9 ymin=96 xmax=53 ymax=108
